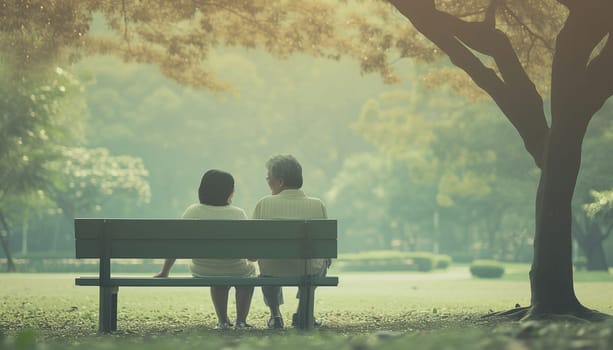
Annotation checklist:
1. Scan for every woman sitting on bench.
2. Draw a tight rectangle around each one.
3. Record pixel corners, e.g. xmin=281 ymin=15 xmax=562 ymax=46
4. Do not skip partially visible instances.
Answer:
xmin=154 ymin=169 xmax=257 ymax=330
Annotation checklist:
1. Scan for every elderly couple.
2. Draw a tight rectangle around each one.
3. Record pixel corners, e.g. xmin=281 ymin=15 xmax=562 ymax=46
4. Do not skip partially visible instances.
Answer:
xmin=154 ymin=154 xmax=329 ymax=330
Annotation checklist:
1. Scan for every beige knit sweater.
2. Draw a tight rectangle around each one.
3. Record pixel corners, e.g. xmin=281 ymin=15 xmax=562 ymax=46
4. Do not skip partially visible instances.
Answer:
xmin=252 ymin=189 xmax=328 ymax=276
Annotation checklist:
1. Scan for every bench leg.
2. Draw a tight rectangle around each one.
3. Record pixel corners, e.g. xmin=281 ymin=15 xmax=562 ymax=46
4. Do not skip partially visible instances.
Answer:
xmin=297 ymin=285 xmax=315 ymax=330
xmin=111 ymin=289 xmax=118 ymax=331
xmin=99 ymin=286 xmax=118 ymax=333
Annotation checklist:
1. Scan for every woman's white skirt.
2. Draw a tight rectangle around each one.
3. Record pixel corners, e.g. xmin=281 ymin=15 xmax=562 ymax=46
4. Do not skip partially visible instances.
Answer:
xmin=190 ymin=258 xmax=257 ymax=277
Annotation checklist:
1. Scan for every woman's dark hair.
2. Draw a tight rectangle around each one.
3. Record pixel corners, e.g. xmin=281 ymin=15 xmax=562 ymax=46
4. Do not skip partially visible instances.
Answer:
xmin=198 ymin=169 xmax=234 ymax=206
xmin=266 ymin=154 xmax=303 ymax=189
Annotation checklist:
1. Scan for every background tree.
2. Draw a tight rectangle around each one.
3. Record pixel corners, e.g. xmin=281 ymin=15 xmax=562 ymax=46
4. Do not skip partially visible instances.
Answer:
xmin=0 ymin=62 xmax=153 ymax=267
xmin=0 ymin=65 xmax=85 ymax=271
xmin=387 ymin=0 xmax=613 ymax=320
xmin=48 ymin=147 xmax=151 ymax=219
xmin=579 ymin=188 xmax=613 ymax=270
xmin=353 ymin=78 xmax=538 ymax=259
xmin=23 ymin=147 xmax=152 ymax=254
xmin=326 ymin=154 xmax=398 ymax=251
xmin=571 ymin=104 xmax=613 ymax=271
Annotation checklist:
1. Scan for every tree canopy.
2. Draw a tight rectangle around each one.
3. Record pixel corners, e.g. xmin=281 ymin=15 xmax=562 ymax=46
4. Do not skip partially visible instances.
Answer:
xmin=1 ymin=1 xmax=409 ymax=89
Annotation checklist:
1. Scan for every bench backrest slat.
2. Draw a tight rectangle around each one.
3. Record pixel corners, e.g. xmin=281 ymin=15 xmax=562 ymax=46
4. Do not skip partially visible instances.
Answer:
xmin=75 ymin=218 xmax=337 ymax=259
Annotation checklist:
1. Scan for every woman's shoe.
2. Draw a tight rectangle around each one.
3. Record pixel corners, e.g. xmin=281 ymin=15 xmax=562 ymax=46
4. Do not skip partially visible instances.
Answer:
xmin=235 ymin=321 xmax=253 ymax=329
xmin=267 ymin=316 xmax=284 ymax=329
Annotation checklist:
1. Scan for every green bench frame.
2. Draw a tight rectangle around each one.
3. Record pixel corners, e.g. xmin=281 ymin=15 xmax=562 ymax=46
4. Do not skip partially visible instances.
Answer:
xmin=74 ymin=218 xmax=338 ymax=333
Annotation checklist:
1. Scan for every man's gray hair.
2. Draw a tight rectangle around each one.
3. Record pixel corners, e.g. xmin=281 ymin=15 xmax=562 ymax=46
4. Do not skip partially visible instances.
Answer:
xmin=266 ymin=154 xmax=303 ymax=189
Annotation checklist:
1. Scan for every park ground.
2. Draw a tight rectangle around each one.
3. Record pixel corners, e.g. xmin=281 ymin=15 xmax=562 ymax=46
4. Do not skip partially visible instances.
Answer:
xmin=1 ymin=264 xmax=613 ymax=349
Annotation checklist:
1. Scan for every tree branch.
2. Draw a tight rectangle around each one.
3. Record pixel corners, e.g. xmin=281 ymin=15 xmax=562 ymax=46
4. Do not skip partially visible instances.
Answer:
xmin=551 ymin=1 xmax=610 ymax=127
xmin=484 ymin=0 xmax=500 ymax=28
xmin=501 ymin=4 xmax=554 ymax=51
xmin=387 ymin=0 xmax=548 ymax=167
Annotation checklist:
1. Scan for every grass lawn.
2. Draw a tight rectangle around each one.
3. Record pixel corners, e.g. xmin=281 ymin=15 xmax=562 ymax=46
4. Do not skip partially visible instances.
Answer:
xmin=1 ymin=266 xmax=612 ymax=349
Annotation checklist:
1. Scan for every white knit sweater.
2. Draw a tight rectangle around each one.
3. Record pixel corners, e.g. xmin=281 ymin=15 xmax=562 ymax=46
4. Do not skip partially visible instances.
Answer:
xmin=182 ymin=203 xmax=257 ymax=277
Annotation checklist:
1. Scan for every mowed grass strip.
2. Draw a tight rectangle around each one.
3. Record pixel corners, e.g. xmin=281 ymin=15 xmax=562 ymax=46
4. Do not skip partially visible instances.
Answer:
xmin=1 ymin=267 xmax=612 ymax=349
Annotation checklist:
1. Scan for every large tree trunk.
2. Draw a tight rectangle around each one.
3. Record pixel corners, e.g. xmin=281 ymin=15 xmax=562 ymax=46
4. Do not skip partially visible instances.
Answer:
xmin=527 ymin=0 xmax=612 ymax=317
xmin=529 ymin=125 xmax=584 ymax=315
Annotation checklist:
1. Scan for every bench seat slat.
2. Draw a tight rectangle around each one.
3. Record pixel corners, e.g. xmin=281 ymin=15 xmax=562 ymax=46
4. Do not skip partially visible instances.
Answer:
xmin=75 ymin=276 xmax=339 ymax=287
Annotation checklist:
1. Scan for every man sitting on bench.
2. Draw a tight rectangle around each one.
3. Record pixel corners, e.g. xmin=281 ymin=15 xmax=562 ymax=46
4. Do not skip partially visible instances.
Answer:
xmin=253 ymin=154 xmax=331 ymax=329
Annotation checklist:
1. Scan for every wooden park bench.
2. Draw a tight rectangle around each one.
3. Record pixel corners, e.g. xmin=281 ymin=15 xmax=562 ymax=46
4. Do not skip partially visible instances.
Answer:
xmin=74 ymin=218 xmax=338 ymax=333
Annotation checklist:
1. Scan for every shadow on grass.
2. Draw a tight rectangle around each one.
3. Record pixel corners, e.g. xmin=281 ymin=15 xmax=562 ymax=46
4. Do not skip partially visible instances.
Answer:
xmin=3 ymin=316 xmax=613 ymax=350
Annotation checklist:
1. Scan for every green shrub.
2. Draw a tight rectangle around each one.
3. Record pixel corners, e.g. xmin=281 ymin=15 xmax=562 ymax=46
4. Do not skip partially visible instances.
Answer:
xmin=469 ymin=260 xmax=505 ymax=278
xmin=434 ymin=254 xmax=452 ymax=269
xmin=405 ymin=252 xmax=435 ymax=272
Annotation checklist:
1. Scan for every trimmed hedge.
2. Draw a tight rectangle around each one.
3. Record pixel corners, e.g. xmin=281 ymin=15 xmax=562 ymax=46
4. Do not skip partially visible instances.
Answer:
xmin=407 ymin=252 xmax=435 ymax=272
xmin=469 ymin=260 xmax=505 ymax=279
xmin=4 ymin=252 xmax=456 ymax=274
xmin=336 ymin=251 xmax=452 ymax=272
xmin=1 ymin=258 xmax=190 ymax=274
xmin=434 ymin=254 xmax=452 ymax=269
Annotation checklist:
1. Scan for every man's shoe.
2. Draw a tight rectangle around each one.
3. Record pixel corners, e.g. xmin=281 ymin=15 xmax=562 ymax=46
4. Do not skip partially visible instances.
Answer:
xmin=216 ymin=322 xmax=232 ymax=330
xmin=235 ymin=321 xmax=253 ymax=330
xmin=267 ymin=316 xmax=284 ymax=329
xmin=291 ymin=313 xmax=322 ymax=328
